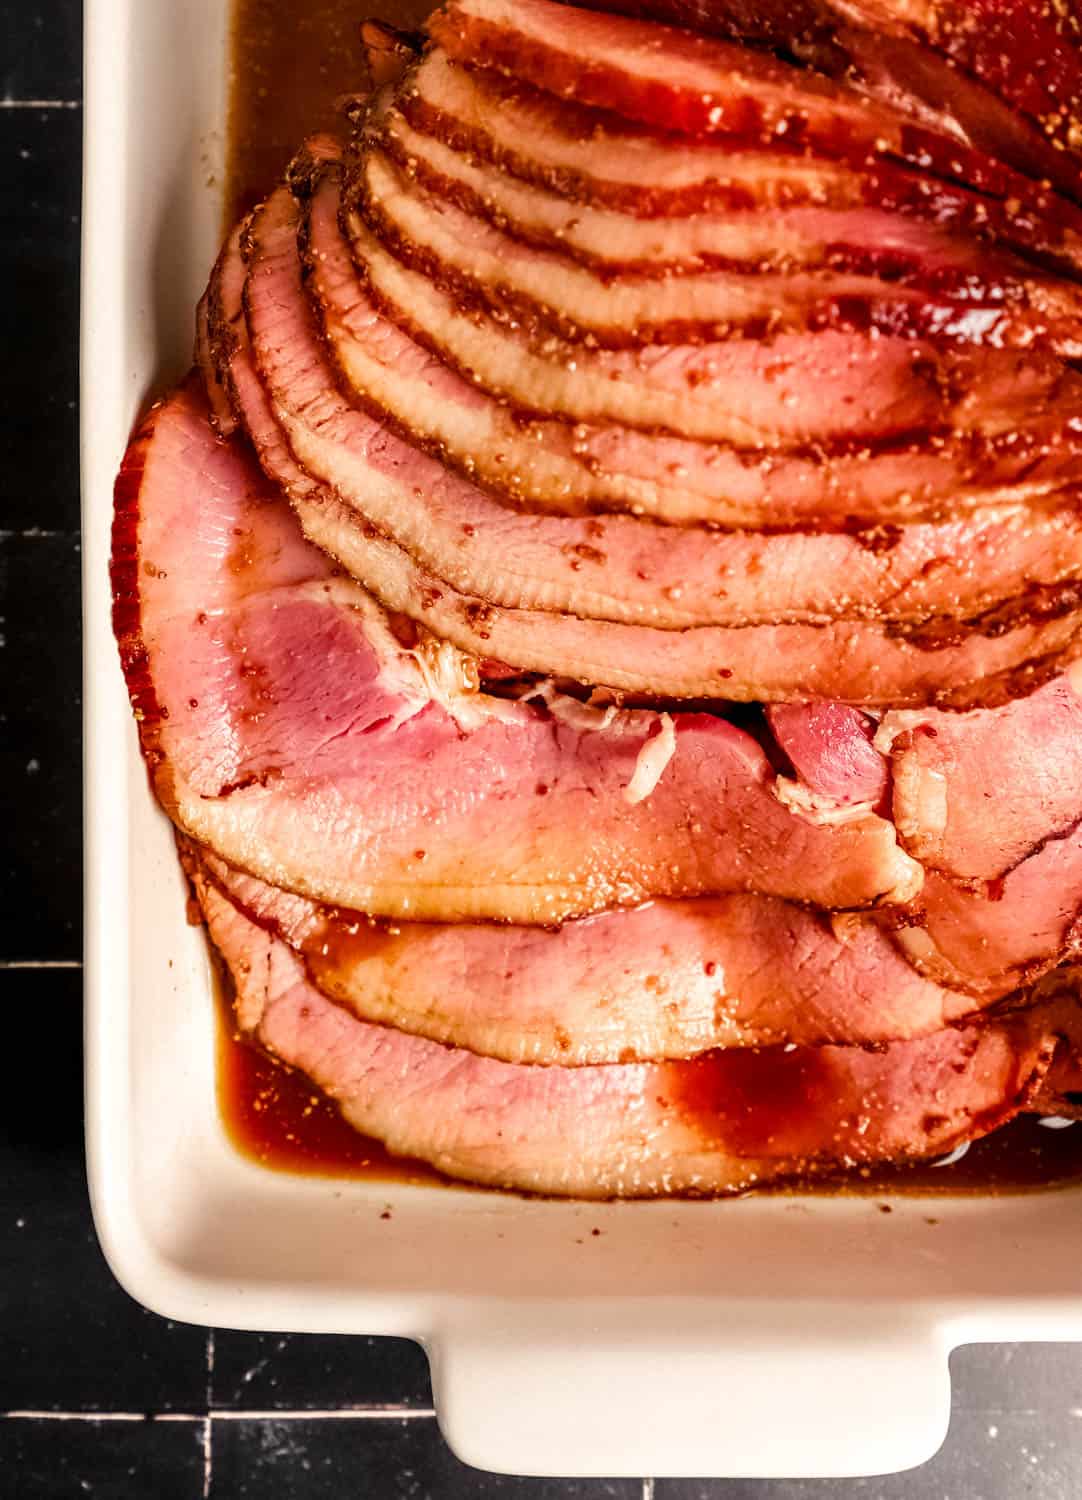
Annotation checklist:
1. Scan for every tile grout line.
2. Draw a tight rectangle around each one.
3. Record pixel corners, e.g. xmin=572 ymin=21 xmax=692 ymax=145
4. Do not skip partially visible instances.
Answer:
xmin=203 ymin=1332 xmax=215 ymax=1500
xmin=0 ymin=98 xmax=81 ymax=109
xmin=0 ymin=961 xmax=82 ymax=971
xmin=3 ymin=1409 xmax=438 ymax=1423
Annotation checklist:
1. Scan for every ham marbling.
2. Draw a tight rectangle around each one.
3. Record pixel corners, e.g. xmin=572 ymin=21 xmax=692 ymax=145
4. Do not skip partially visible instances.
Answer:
xmin=195 ymin=859 xmax=1077 ymax=1198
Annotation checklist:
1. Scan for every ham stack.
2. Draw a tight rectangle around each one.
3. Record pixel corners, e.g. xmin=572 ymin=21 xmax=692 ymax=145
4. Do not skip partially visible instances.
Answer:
xmin=112 ymin=0 xmax=1082 ymax=1197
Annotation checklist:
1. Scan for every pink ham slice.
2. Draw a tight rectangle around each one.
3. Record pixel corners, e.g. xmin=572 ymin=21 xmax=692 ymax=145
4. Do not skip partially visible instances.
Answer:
xmin=431 ymin=0 xmax=1080 ymax=213
xmin=295 ymin=166 xmax=1082 ymax=630
xmin=400 ymin=50 xmax=1082 ymax=272
xmin=376 ymin=104 xmax=1065 ymax=286
xmin=355 ymin=143 xmax=1082 ymax=354
xmin=570 ymin=1 xmax=1082 ymax=206
xmin=882 ymin=668 xmax=1082 ymax=884
xmin=194 ymin=859 xmax=1075 ymax=1198
xmin=233 ymin=181 xmax=1082 ymax=705
xmin=114 ymin=379 xmax=921 ymax=920
xmin=198 ymin=842 xmax=987 ymax=1062
xmin=767 ymin=703 xmax=889 ymax=808
xmin=892 ymin=830 xmax=1082 ymax=999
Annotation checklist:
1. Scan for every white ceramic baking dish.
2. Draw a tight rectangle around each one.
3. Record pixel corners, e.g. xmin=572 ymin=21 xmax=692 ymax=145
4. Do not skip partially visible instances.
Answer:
xmin=81 ymin=0 xmax=1082 ymax=1479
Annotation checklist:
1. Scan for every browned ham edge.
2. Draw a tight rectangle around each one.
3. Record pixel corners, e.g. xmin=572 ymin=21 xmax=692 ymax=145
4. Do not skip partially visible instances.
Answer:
xmin=194 ymin=860 xmax=1078 ymax=1199
xmin=397 ymin=50 xmax=1082 ymax=275
xmin=353 ymin=143 xmax=1082 ymax=354
xmin=226 ymin=178 xmax=1082 ymax=706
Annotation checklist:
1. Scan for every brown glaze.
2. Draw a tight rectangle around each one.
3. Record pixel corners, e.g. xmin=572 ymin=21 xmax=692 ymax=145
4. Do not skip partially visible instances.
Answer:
xmin=226 ymin=0 xmax=432 ymax=222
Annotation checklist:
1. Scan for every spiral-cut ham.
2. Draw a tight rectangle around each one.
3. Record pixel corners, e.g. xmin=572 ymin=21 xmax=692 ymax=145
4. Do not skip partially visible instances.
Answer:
xmin=571 ymin=0 xmax=1082 ymax=206
xmin=431 ymin=0 xmax=1082 ymax=215
xmin=197 ymin=842 xmax=994 ymax=1063
xmin=399 ymin=49 xmax=1082 ymax=272
xmin=194 ymin=859 xmax=1075 ymax=1199
xmin=374 ymin=100 xmax=1070 ymax=293
xmin=224 ymin=177 xmax=1082 ymax=706
xmin=355 ymin=143 xmax=1082 ymax=354
xmin=113 ymin=379 xmax=921 ymax=920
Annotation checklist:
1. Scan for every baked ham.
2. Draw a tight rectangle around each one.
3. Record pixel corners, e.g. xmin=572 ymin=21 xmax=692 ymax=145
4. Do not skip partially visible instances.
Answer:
xmin=112 ymin=0 xmax=1082 ymax=1196
xmin=114 ymin=380 xmax=920 ymax=921
xmin=198 ymin=842 xmax=991 ymax=1062
xmin=194 ymin=858 xmax=1079 ymax=1198
xmin=201 ymin=169 xmax=1082 ymax=706
xmin=568 ymin=0 xmax=1082 ymax=203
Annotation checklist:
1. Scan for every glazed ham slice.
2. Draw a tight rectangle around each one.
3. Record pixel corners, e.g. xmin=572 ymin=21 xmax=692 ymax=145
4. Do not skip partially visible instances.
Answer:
xmin=573 ymin=0 xmax=1082 ymax=204
xmin=114 ymin=380 xmax=920 ymax=920
xmin=377 ymin=105 xmax=1067 ymax=285
xmin=883 ymin=668 xmax=1082 ymax=884
xmin=290 ymin=167 xmax=1082 ymax=630
xmin=195 ymin=862 xmax=1075 ymax=1198
xmin=356 ymin=144 xmax=1082 ymax=353
xmin=431 ymin=0 xmax=1081 ymax=212
xmin=199 ymin=843 xmax=988 ymax=1062
xmin=222 ymin=176 xmax=1082 ymax=704
xmin=400 ymin=49 xmax=1082 ymax=272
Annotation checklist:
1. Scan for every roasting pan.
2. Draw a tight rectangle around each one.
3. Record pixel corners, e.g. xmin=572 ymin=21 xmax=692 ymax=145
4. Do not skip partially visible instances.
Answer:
xmin=81 ymin=0 xmax=1082 ymax=1478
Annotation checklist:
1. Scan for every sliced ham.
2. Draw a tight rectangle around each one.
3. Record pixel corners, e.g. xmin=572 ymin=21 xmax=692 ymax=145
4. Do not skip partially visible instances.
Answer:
xmin=882 ymin=667 xmax=1082 ymax=883
xmin=356 ymin=143 xmax=1082 ymax=354
xmin=892 ymin=830 xmax=1082 ymax=999
xmin=431 ymin=0 xmax=1079 ymax=212
xmin=198 ymin=843 xmax=989 ymax=1062
xmin=195 ymin=862 xmax=1075 ymax=1198
xmin=767 ymin=703 xmax=889 ymax=808
xmin=572 ymin=1 xmax=1082 ymax=205
xmin=377 ymin=105 xmax=1056 ymax=286
xmin=349 ymin=167 xmax=1082 ymax=449
xmin=292 ymin=167 xmax=1082 ymax=630
xmin=114 ymin=380 xmax=921 ymax=920
xmin=399 ymin=50 xmax=1082 ymax=272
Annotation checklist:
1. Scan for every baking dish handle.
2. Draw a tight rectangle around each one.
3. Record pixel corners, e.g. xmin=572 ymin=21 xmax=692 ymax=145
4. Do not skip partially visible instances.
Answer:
xmin=429 ymin=1304 xmax=951 ymax=1479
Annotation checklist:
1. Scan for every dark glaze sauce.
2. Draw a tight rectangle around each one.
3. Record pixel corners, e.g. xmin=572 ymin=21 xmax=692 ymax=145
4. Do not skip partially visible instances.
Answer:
xmin=219 ymin=0 xmax=1082 ymax=1198
xmin=226 ymin=0 xmax=432 ymax=222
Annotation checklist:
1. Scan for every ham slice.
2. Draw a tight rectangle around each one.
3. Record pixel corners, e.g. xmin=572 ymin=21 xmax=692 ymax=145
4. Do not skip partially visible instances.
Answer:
xmin=114 ymin=380 xmax=921 ymax=920
xmin=883 ymin=668 xmax=1082 ymax=884
xmin=571 ymin=1 xmax=1082 ymax=205
xmin=400 ymin=49 xmax=1082 ymax=272
xmin=767 ymin=703 xmax=889 ymax=808
xmin=377 ymin=104 xmax=1059 ymax=286
xmin=198 ymin=843 xmax=986 ymax=1062
xmin=893 ymin=831 xmax=1082 ymax=999
xmin=290 ymin=167 xmax=1082 ymax=630
xmin=432 ymin=0 xmax=1080 ymax=213
xmin=228 ymin=181 xmax=1082 ymax=705
xmin=356 ymin=143 xmax=1082 ymax=354
xmin=348 ymin=176 xmax=1080 ymax=448
xmin=195 ymin=860 xmax=1075 ymax=1198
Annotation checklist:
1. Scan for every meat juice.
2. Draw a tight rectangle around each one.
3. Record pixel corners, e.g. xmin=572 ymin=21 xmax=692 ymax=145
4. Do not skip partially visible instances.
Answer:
xmin=219 ymin=0 xmax=1082 ymax=1195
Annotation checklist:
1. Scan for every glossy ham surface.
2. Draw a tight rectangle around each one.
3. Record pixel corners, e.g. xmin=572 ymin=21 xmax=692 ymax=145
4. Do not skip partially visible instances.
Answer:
xmin=195 ymin=860 xmax=1076 ymax=1198
xmin=199 ymin=843 xmax=992 ymax=1063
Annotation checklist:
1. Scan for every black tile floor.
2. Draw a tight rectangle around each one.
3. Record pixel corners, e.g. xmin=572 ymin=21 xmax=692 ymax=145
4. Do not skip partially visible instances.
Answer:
xmin=4 ymin=0 xmax=1082 ymax=1494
